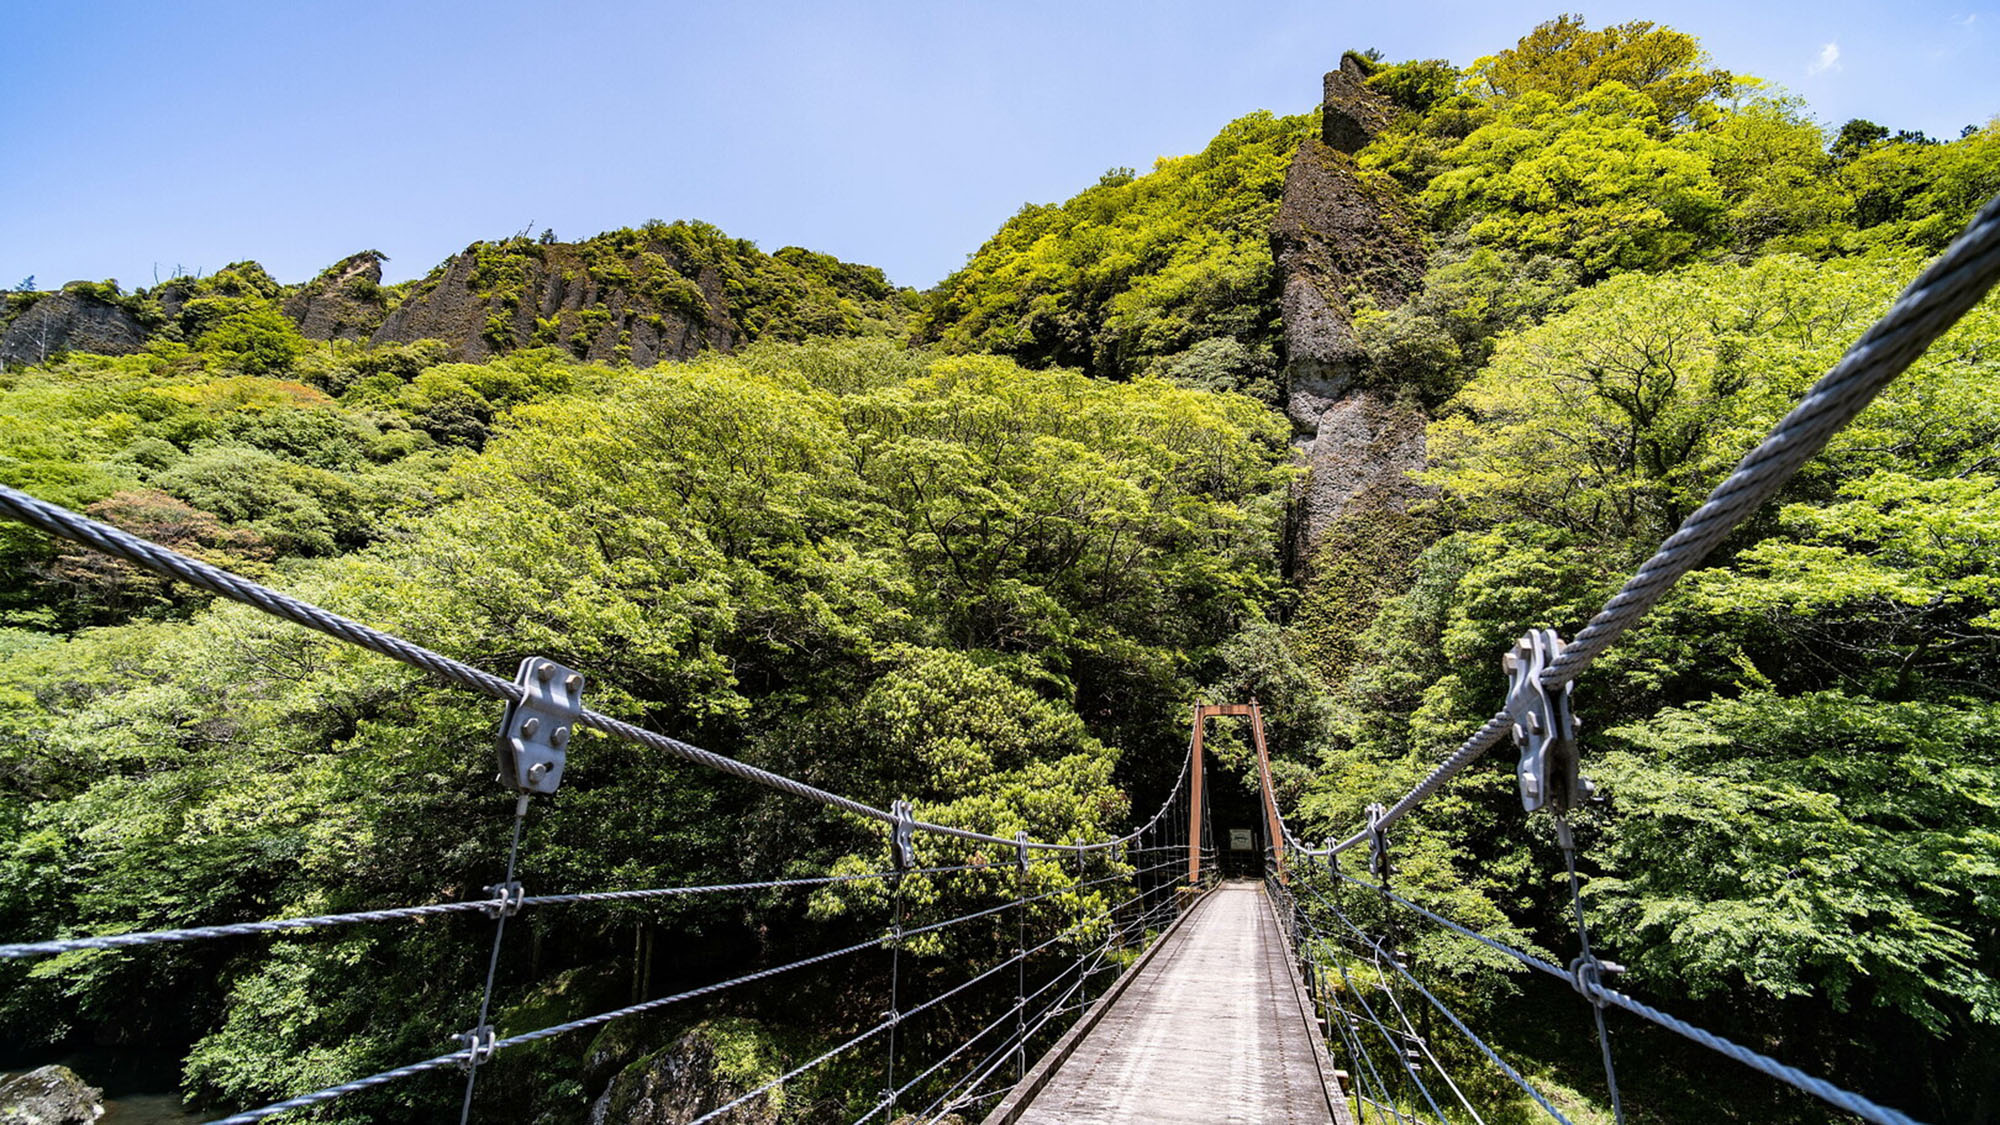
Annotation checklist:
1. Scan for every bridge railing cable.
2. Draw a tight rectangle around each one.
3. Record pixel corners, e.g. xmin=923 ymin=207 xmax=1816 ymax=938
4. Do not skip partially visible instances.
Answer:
xmin=0 ymin=482 xmax=1160 ymax=858
xmin=1315 ymin=867 xmax=1927 ymax=1125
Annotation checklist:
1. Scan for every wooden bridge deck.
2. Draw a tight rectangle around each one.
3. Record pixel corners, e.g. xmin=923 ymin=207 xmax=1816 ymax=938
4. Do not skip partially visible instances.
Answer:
xmin=986 ymin=881 xmax=1352 ymax=1125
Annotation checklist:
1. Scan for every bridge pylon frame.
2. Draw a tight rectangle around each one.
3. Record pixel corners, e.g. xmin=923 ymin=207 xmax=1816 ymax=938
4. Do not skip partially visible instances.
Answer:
xmin=1186 ymin=700 xmax=1287 ymax=886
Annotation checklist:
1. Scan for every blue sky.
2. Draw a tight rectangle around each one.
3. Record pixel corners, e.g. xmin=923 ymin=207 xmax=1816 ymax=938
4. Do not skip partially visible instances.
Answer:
xmin=2 ymin=1 xmax=1992 ymax=292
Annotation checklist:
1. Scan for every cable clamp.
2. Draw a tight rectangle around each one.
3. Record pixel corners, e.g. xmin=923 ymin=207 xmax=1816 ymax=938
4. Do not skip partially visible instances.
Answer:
xmin=482 ymin=880 xmax=525 ymax=919
xmin=889 ymin=800 xmax=917 ymax=873
xmin=454 ymin=1024 xmax=496 ymax=1068
xmin=1015 ymin=831 xmax=1030 ymax=875
xmin=1365 ymin=804 xmax=1392 ymax=879
xmin=495 ymin=657 xmax=584 ymax=796
xmin=1504 ymin=629 xmax=1581 ymax=813
xmin=1568 ymin=953 xmax=1624 ymax=1008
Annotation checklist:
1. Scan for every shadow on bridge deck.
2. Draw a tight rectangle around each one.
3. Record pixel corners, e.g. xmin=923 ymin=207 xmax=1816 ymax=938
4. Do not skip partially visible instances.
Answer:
xmin=985 ymin=880 xmax=1352 ymax=1125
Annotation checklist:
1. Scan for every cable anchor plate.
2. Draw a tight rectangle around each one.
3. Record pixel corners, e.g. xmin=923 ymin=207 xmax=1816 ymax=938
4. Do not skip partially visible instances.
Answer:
xmin=495 ymin=657 xmax=584 ymax=795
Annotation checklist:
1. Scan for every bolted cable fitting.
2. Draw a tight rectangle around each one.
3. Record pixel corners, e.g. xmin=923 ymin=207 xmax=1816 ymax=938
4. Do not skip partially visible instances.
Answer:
xmin=889 ymin=800 xmax=917 ymax=873
xmin=1504 ymin=629 xmax=1581 ymax=813
xmin=1015 ymin=830 xmax=1030 ymax=875
xmin=495 ymin=658 xmax=584 ymax=796
xmin=1569 ymin=953 xmax=1626 ymax=1009
xmin=454 ymin=1024 xmax=497 ymax=1068
xmin=481 ymin=881 xmax=525 ymax=919
xmin=1366 ymin=804 xmax=1393 ymax=880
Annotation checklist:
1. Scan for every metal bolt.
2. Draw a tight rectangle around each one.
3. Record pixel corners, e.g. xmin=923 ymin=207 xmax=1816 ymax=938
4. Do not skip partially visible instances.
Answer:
xmin=552 ymin=726 xmax=570 ymax=747
xmin=564 ymin=673 xmax=582 ymax=693
xmin=522 ymin=717 xmax=541 ymax=738
xmin=535 ymin=662 xmax=554 ymax=682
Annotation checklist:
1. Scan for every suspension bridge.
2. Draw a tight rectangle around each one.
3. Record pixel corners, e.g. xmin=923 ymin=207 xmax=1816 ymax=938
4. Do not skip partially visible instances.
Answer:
xmin=2 ymin=194 xmax=1996 ymax=1125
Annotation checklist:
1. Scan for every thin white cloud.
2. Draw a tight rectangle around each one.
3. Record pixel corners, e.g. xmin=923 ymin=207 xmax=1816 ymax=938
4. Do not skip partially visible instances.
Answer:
xmin=1808 ymin=42 xmax=1842 ymax=75
xmin=1957 ymin=12 xmax=1978 ymax=27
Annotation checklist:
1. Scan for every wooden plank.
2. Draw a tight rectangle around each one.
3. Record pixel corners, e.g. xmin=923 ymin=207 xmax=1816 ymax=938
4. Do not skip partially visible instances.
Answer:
xmin=992 ymin=883 xmax=1338 ymax=1125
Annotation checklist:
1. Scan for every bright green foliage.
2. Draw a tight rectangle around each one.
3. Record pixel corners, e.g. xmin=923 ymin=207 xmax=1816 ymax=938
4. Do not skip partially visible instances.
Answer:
xmin=1352 ymin=243 xmax=1577 ymax=401
xmin=1415 ymin=83 xmax=1727 ymax=274
xmin=1842 ymin=122 xmax=2000 ymax=252
xmin=425 ymin=221 xmax=916 ymax=357
xmin=917 ymin=111 xmax=1313 ymax=389
xmin=0 ymin=341 xmax=1290 ymax=1117
xmin=1423 ymin=253 xmax=1998 ymax=540
xmin=1462 ymin=15 xmax=1744 ymax=131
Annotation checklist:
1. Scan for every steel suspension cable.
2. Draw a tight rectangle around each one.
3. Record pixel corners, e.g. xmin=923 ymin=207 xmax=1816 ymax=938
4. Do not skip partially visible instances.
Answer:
xmin=0 ymin=482 xmax=1155 ymax=858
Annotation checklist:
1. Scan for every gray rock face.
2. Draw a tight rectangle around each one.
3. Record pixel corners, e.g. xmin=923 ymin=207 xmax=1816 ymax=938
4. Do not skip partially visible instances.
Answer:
xmin=1273 ymin=62 xmax=1432 ymax=559
xmin=283 ymin=251 xmax=390 ymax=341
xmin=588 ymin=1027 xmax=777 ymax=1125
xmin=371 ymin=242 xmax=733 ymax=366
xmin=1323 ymin=54 xmax=1395 ymax=154
xmin=0 ymin=1066 xmax=105 ymax=1125
xmin=0 ymin=295 xmax=149 ymax=366
xmin=1294 ymin=390 xmax=1428 ymax=548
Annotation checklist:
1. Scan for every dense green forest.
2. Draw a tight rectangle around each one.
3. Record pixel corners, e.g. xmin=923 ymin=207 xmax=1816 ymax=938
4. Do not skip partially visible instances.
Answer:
xmin=3 ymin=13 xmax=1998 ymax=1124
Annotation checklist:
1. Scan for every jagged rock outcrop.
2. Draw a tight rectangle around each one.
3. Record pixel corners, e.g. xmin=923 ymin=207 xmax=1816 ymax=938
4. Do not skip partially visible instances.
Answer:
xmin=283 ymin=250 xmax=391 ymax=341
xmin=1321 ymin=58 xmax=1397 ymax=154
xmin=370 ymin=238 xmax=735 ymax=365
xmin=0 ymin=293 xmax=149 ymax=366
xmin=1272 ymin=55 xmax=1431 ymax=554
xmin=0 ymin=1065 xmax=104 ymax=1125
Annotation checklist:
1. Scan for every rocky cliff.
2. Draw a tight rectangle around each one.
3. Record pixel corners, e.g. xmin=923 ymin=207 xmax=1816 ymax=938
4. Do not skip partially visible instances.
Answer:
xmin=369 ymin=234 xmax=733 ymax=365
xmin=0 ymin=290 xmax=151 ymax=367
xmin=1271 ymin=54 xmax=1431 ymax=556
xmin=282 ymin=250 xmax=392 ymax=342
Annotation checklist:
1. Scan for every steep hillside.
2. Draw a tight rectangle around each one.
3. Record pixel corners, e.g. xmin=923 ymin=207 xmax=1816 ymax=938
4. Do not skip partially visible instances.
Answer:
xmin=915 ymin=110 xmax=1314 ymax=397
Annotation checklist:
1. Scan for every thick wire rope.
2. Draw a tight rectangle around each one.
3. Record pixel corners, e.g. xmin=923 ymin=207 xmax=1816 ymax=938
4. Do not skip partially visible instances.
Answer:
xmin=723 ymin=884 xmax=1150 ymax=1125
xmin=204 ymin=852 xmax=1168 ymax=1123
xmin=1545 ymin=192 xmax=2000 ymax=686
xmin=1556 ymin=814 xmax=1624 ymax=1125
xmin=1311 ymin=911 xmax=1454 ymax=1125
xmin=1325 ymin=871 xmax=1929 ymax=1125
xmin=1367 ymin=954 xmax=1487 ymax=1125
xmin=1317 ymin=965 xmax=1403 ymax=1125
xmin=921 ymin=939 xmax=1112 ymax=1123
xmin=913 ymin=872 xmax=1177 ymax=1122
xmin=1314 ymin=939 xmax=1417 ymax=1125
